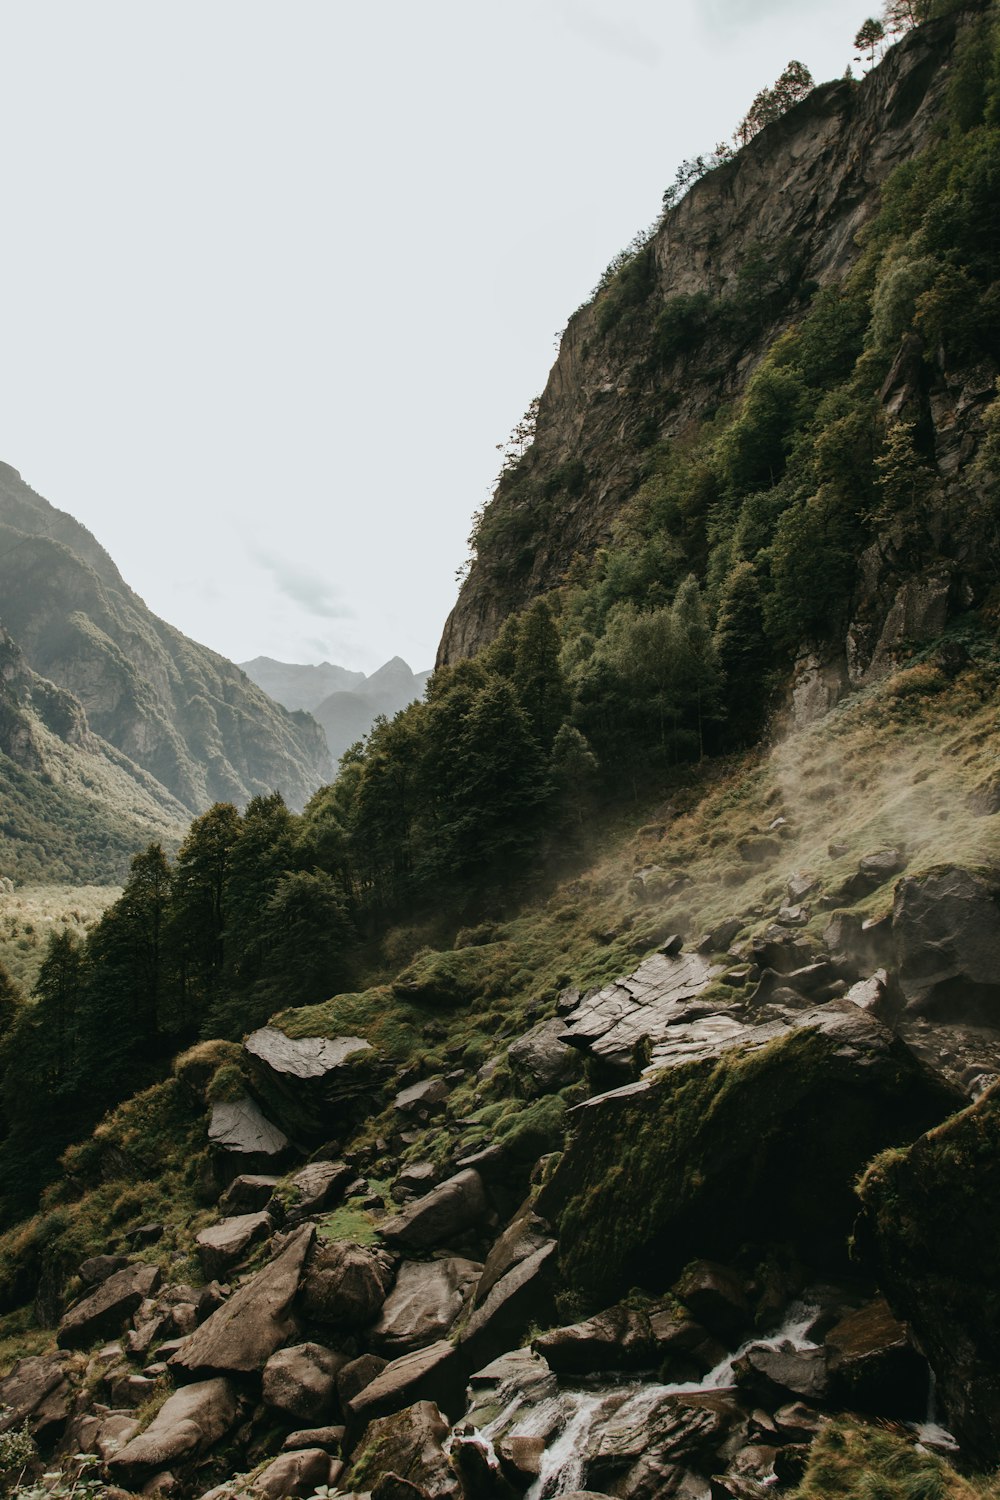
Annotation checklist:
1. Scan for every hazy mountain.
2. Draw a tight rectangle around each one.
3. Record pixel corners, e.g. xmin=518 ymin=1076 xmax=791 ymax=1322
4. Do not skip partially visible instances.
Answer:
xmin=0 ymin=465 xmax=332 ymax=815
xmin=241 ymin=652 xmax=431 ymax=764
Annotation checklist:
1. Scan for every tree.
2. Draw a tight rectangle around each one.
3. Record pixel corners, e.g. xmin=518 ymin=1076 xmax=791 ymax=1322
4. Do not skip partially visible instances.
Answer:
xmin=855 ymin=18 xmax=886 ymax=69
xmin=714 ymin=561 xmax=772 ymax=742
xmin=170 ymin=802 xmax=240 ymax=1027
xmin=513 ymin=599 xmax=569 ymax=752
xmin=670 ymin=576 xmax=722 ymax=759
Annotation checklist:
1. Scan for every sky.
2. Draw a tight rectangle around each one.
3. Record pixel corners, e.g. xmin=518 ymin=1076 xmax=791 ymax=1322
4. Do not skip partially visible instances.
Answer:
xmin=0 ymin=1 xmax=861 ymax=674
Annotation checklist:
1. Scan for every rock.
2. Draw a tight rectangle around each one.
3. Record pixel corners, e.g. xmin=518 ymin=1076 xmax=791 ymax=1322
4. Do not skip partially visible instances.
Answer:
xmin=78 ymin=1253 xmax=132 ymax=1287
xmin=394 ymin=1077 xmax=449 ymax=1116
xmin=674 ymin=1262 xmax=750 ymax=1341
xmin=497 ymin=1434 xmax=545 ymax=1485
xmin=648 ymin=1307 xmax=728 ymax=1382
xmin=559 ymin=950 xmax=723 ymax=1078
xmin=459 ymin=1241 xmax=557 ymax=1371
xmin=380 ymin=1169 xmax=488 ymax=1251
xmin=338 ymin=1353 xmax=390 ymax=1407
xmin=108 ymin=1378 xmax=238 ymax=1485
xmin=370 ymin=1257 xmax=482 ymax=1355
xmin=196 ymin=1212 xmax=273 ymax=1279
xmin=208 ymin=1097 xmax=291 ymax=1182
xmin=508 ymin=1019 xmax=582 ymax=1092
xmin=282 ymin=1423 xmax=346 ymax=1452
xmin=252 ymin=1448 xmax=335 ymax=1498
xmin=968 ymin=773 xmax=1000 ymax=816
xmin=170 ymin=1225 xmax=314 ymax=1377
xmin=844 ymin=969 xmax=892 ymax=1017
xmin=286 ymin=1159 xmax=354 ymax=1218
xmin=825 ymin=1299 xmax=927 ymax=1417
xmin=0 ymin=1352 xmax=74 ymax=1442
xmin=893 ymin=866 xmax=1000 ymax=1021
xmin=344 ymin=1400 xmax=458 ymax=1498
xmin=776 ymin=904 xmax=810 ymax=927
xmin=734 ymin=1341 xmax=827 ymax=1401
xmin=245 ymin=1028 xmax=377 ymax=1140
xmin=858 ymin=848 xmax=907 ymax=885
xmin=301 ymin=1239 xmax=395 ymax=1328
xmin=697 ymin=918 xmax=744 ymax=954
xmin=586 ymin=1388 xmax=748 ymax=1499
xmin=395 ymin=1162 xmax=439 ymax=1197
xmin=537 ymin=1001 xmax=962 ymax=1306
xmin=533 ymin=1304 xmax=654 ymax=1375
xmin=95 ymin=1413 xmax=142 ymax=1461
xmin=218 ymin=1174 xmax=281 ymax=1217
xmin=263 ymin=1341 xmax=347 ymax=1424
xmin=786 ymin=873 xmax=819 ymax=904
xmin=58 ymin=1262 xmax=163 ymax=1349
xmin=347 ymin=1342 xmax=466 ymax=1425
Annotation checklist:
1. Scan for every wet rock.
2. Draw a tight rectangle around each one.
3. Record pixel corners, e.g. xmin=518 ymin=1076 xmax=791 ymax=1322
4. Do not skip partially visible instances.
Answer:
xmin=648 ymin=1307 xmax=728 ymax=1382
xmin=218 ymin=1174 xmax=281 ymax=1217
xmin=380 ymin=1169 xmax=488 ymax=1251
xmin=497 ymin=1433 xmax=545 ymax=1485
xmin=263 ymin=1341 xmax=347 ymax=1424
xmin=825 ymin=1298 xmax=926 ymax=1417
xmin=0 ymin=1352 xmax=74 ymax=1443
xmin=586 ymin=1388 xmax=749 ymax=1499
xmin=559 ymin=950 xmax=723 ymax=1077
xmin=252 ymin=1448 xmax=335 ymax=1498
xmin=108 ymin=1377 xmax=238 ymax=1485
xmin=301 ymin=1239 xmax=395 ymax=1329
xmin=674 ymin=1262 xmax=750 ymax=1342
xmin=285 ymin=1159 xmax=354 ymax=1219
xmin=733 ymin=1341 xmax=827 ymax=1402
xmin=246 ymin=1027 xmax=377 ymax=1140
xmin=208 ymin=1096 xmax=291 ymax=1182
xmin=395 ymin=1077 xmax=449 ymax=1116
xmin=893 ymin=866 xmax=1000 ymax=1021
xmin=170 ymin=1225 xmax=314 ymax=1377
xmin=508 ymin=1019 xmax=582 ymax=1092
xmin=370 ymin=1257 xmax=482 ymax=1355
xmin=196 ymin=1212 xmax=273 ymax=1279
xmin=347 ymin=1342 xmax=466 ymax=1425
xmin=58 ymin=1262 xmax=162 ymax=1349
xmin=345 ymin=1400 xmax=458 ymax=1497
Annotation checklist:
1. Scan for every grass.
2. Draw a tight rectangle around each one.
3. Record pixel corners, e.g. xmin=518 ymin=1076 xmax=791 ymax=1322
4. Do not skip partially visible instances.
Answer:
xmin=792 ymin=1418 xmax=1000 ymax=1498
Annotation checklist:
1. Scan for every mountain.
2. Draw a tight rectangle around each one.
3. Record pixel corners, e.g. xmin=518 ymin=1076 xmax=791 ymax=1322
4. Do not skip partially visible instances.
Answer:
xmin=241 ymin=652 xmax=431 ymax=763
xmin=0 ymin=464 xmax=332 ymax=815
xmin=3 ymin=8 xmax=1000 ymax=1498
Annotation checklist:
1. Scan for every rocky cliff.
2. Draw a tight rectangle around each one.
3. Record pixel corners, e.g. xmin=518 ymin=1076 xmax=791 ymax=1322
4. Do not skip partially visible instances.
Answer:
xmin=0 ymin=465 xmax=332 ymax=813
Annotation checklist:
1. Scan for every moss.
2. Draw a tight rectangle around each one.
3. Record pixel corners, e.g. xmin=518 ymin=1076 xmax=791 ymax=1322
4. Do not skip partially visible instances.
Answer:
xmin=792 ymin=1417 xmax=997 ymax=1499
xmin=391 ymin=943 xmax=514 ymax=1006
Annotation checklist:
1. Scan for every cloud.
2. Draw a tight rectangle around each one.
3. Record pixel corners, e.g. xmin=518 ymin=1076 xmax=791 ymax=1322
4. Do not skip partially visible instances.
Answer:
xmin=553 ymin=1 xmax=661 ymax=65
xmin=249 ymin=545 xmax=355 ymax=622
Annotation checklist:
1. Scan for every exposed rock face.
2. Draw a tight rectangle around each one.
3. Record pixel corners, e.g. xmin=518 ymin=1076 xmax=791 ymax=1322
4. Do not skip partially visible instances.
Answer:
xmin=892 ymin=866 xmax=1000 ymax=1021
xmin=539 ymin=1001 xmax=961 ymax=1304
xmin=245 ymin=1027 xmax=377 ymax=1138
xmin=379 ymin=1169 xmax=489 ymax=1251
xmin=438 ymin=15 xmax=964 ymax=666
xmin=108 ymin=1377 xmax=238 ymax=1484
xmin=57 ymin=1262 xmax=162 ymax=1349
xmin=170 ymin=1225 xmax=314 ymax=1377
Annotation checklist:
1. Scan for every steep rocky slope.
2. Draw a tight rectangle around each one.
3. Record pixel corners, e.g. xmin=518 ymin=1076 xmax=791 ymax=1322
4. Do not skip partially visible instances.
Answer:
xmin=0 ymin=465 xmax=332 ymax=814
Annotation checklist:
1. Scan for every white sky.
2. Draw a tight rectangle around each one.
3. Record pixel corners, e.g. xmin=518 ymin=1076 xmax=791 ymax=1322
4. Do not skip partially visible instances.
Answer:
xmin=0 ymin=1 xmax=860 ymax=674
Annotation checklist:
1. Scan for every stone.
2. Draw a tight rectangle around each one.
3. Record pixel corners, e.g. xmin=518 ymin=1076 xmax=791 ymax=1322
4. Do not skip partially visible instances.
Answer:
xmin=252 ymin=1448 xmax=335 ymax=1498
xmin=893 ymin=866 xmax=1000 ymax=1021
xmin=246 ymin=1027 xmax=377 ymax=1139
xmin=58 ymin=1262 xmax=163 ymax=1349
xmin=344 ymin=1400 xmax=458 ymax=1498
xmin=196 ymin=1212 xmax=273 ymax=1279
xmin=218 ymin=1174 xmax=280 ymax=1217
xmin=338 ymin=1353 xmax=389 ymax=1407
xmin=347 ymin=1342 xmax=466 ymax=1425
xmin=395 ymin=1161 xmax=439 ymax=1196
xmin=558 ymin=950 xmax=723 ymax=1077
xmin=282 ymin=1423 xmax=346 ymax=1452
xmin=734 ymin=1341 xmax=828 ymax=1401
xmin=673 ymin=1262 xmax=750 ymax=1341
xmin=508 ymin=1019 xmax=582 ymax=1092
xmin=497 ymin=1434 xmax=545 ymax=1484
xmin=78 ymin=1253 xmax=132 ymax=1287
xmin=586 ymin=1388 xmax=748 ymax=1499
xmin=95 ymin=1413 xmax=142 ymax=1461
xmin=108 ymin=1378 xmax=238 ymax=1485
xmin=533 ymin=1304 xmax=654 ymax=1375
xmin=286 ymin=1159 xmax=354 ymax=1218
xmin=301 ymin=1238 xmax=395 ymax=1328
xmin=825 ymin=1298 xmax=927 ymax=1417
xmin=786 ymin=872 xmax=819 ymax=904
xmin=263 ymin=1341 xmax=347 ymax=1424
xmin=380 ymin=1169 xmax=488 ymax=1251
xmin=775 ymin=904 xmax=810 ymax=927
xmin=370 ymin=1257 xmax=482 ymax=1355
xmin=844 ymin=969 xmax=892 ymax=1017
xmin=648 ymin=1307 xmax=728 ymax=1382
xmin=0 ymin=1352 xmax=74 ymax=1442
xmin=460 ymin=1241 xmax=557 ymax=1371
xmin=208 ymin=1097 xmax=291 ymax=1181
xmin=858 ymin=848 xmax=907 ymax=884
xmin=170 ymin=1225 xmax=314 ymax=1377
xmin=394 ymin=1077 xmax=449 ymax=1115
xmin=697 ymin=918 xmax=744 ymax=955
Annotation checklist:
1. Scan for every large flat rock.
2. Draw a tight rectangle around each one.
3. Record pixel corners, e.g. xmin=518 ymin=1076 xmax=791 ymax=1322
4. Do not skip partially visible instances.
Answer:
xmin=245 ymin=1027 xmax=378 ymax=1138
xmin=379 ymin=1168 xmax=488 ymax=1251
xmin=208 ymin=1096 xmax=291 ymax=1182
xmin=58 ymin=1262 xmax=162 ymax=1350
xmin=369 ymin=1257 xmax=481 ymax=1355
xmin=559 ymin=949 xmax=723 ymax=1075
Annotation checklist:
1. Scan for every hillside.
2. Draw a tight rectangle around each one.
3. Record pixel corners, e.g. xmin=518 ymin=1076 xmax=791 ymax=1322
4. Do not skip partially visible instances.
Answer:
xmin=241 ymin=655 xmax=431 ymax=764
xmin=1 ymin=5 xmax=1000 ymax=1500
xmin=0 ymin=465 xmax=332 ymax=815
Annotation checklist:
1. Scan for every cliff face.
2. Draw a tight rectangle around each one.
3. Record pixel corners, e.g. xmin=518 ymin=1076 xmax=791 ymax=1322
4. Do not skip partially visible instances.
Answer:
xmin=438 ymin=10 xmax=974 ymax=666
xmin=0 ymin=467 xmax=332 ymax=814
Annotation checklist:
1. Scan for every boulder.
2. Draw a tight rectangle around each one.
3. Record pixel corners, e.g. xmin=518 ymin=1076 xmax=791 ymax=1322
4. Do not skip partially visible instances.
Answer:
xmin=58 ymin=1262 xmax=162 ymax=1349
xmin=245 ymin=1027 xmax=377 ymax=1140
xmin=282 ymin=1423 xmax=346 ymax=1452
xmin=537 ymin=1000 xmax=961 ymax=1306
xmin=893 ymin=866 xmax=1000 ymax=1021
xmin=0 ymin=1352 xmax=74 ymax=1443
xmin=380 ymin=1169 xmax=488 ymax=1251
xmin=108 ymin=1378 xmax=238 ymax=1484
xmin=394 ymin=1077 xmax=449 ymax=1116
xmin=78 ymin=1253 xmax=132 ymax=1287
xmin=733 ymin=1341 xmax=828 ymax=1401
xmin=252 ymin=1447 xmax=335 ymax=1498
xmin=285 ymin=1159 xmax=354 ymax=1219
xmin=218 ymin=1174 xmax=281 ymax=1217
xmin=170 ymin=1225 xmax=314 ymax=1377
xmin=459 ymin=1241 xmax=557 ymax=1371
xmin=370 ymin=1257 xmax=482 ymax=1355
xmin=533 ymin=1304 xmax=654 ymax=1375
xmin=508 ymin=1020 xmax=582 ymax=1092
xmin=339 ymin=1353 xmax=390 ymax=1407
xmin=673 ymin=1261 xmax=751 ymax=1341
xmin=208 ymin=1096 xmax=291 ymax=1182
xmin=697 ymin=918 xmax=744 ymax=955
xmin=263 ymin=1341 xmax=347 ymax=1424
xmin=301 ymin=1238 xmax=395 ymax=1329
xmin=825 ymin=1299 xmax=927 ymax=1417
xmin=196 ymin=1212 xmax=273 ymax=1279
xmin=347 ymin=1342 xmax=466 ymax=1425
xmin=344 ymin=1400 xmax=458 ymax=1498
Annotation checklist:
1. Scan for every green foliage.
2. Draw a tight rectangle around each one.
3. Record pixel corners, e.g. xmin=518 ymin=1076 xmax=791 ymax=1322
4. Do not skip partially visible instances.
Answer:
xmin=792 ymin=1417 xmax=998 ymax=1498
